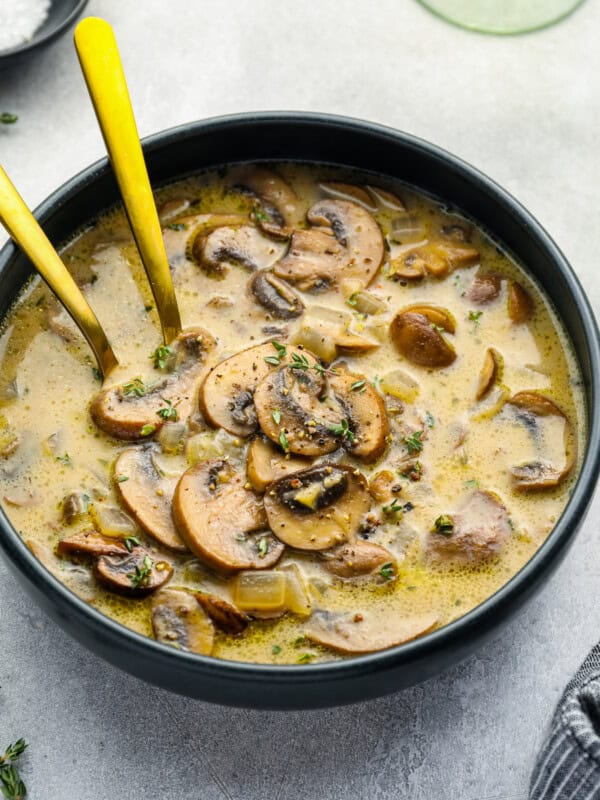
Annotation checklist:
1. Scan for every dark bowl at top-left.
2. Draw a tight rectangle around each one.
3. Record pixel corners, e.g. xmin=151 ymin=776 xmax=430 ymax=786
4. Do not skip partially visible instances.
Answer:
xmin=0 ymin=0 xmax=89 ymax=69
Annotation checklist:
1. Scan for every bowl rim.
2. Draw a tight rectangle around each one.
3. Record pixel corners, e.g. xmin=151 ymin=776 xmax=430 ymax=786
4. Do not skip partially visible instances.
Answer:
xmin=1 ymin=110 xmax=599 ymax=687
xmin=0 ymin=0 xmax=89 ymax=60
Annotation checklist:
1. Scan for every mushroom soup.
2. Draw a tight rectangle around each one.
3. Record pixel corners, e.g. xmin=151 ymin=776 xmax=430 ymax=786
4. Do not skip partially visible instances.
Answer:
xmin=0 ymin=165 xmax=585 ymax=663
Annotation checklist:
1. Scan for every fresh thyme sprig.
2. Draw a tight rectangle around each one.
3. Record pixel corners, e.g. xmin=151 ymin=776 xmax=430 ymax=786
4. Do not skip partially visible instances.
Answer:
xmin=0 ymin=738 xmax=28 ymax=800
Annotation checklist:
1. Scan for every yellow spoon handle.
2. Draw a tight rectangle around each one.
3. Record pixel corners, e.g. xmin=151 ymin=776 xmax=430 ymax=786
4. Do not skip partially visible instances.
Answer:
xmin=0 ymin=164 xmax=118 ymax=378
xmin=74 ymin=17 xmax=182 ymax=345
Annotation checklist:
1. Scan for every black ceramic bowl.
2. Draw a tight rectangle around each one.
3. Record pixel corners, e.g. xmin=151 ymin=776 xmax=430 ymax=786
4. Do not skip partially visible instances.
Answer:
xmin=0 ymin=113 xmax=599 ymax=709
xmin=0 ymin=0 xmax=89 ymax=69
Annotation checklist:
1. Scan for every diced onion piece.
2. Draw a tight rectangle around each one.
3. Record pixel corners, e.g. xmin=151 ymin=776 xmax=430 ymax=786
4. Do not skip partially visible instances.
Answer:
xmin=380 ymin=369 xmax=420 ymax=403
xmin=349 ymin=291 xmax=387 ymax=315
xmin=150 ymin=451 xmax=188 ymax=479
xmin=158 ymin=422 xmax=187 ymax=454
xmin=233 ymin=571 xmax=287 ymax=614
xmin=293 ymin=323 xmax=338 ymax=363
xmin=339 ymin=278 xmax=363 ymax=300
xmin=281 ymin=564 xmax=312 ymax=617
xmin=390 ymin=215 xmax=427 ymax=244
xmin=186 ymin=429 xmax=242 ymax=465
xmin=90 ymin=504 xmax=137 ymax=537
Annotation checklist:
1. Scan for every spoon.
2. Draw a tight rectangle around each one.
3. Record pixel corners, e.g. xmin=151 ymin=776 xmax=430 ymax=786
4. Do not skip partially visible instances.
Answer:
xmin=74 ymin=17 xmax=182 ymax=346
xmin=0 ymin=164 xmax=118 ymax=378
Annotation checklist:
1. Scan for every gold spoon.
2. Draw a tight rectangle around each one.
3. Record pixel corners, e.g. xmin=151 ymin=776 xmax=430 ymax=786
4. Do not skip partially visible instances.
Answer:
xmin=74 ymin=17 xmax=182 ymax=346
xmin=0 ymin=164 xmax=118 ymax=378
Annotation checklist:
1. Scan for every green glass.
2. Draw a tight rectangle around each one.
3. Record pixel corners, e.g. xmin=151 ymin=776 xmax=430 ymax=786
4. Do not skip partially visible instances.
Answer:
xmin=417 ymin=0 xmax=586 ymax=34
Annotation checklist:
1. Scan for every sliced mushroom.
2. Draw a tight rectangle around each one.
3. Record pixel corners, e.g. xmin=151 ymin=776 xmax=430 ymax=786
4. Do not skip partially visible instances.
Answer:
xmin=229 ymin=165 xmax=301 ymax=237
xmin=199 ymin=341 xmax=308 ymax=438
xmin=193 ymin=225 xmax=287 ymax=276
xmin=115 ymin=447 xmax=187 ymax=552
xmin=507 ymin=391 xmax=574 ymax=490
xmin=508 ymin=281 xmax=534 ymax=323
xmin=195 ymin=592 xmax=250 ymax=634
xmin=427 ymin=490 xmax=512 ymax=564
xmin=321 ymin=541 xmax=396 ymax=579
xmin=402 ymin=304 xmax=456 ymax=334
xmin=152 ymin=588 xmax=215 ymax=654
xmin=328 ymin=366 xmax=389 ymax=462
xmin=440 ymin=221 xmax=472 ymax=242
xmin=305 ymin=609 xmax=438 ymax=654
xmin=390 ymin=312 xmax=456 ymax=368
xmin=173 ymin=459 xmax=284 ymax=571
xmin=319 ymin=182 xmax=377 ymax=212
xmin=254 ymin=362 xmax=342 ymax=456
xmin=263 ymin=464 xmax=371 ymax=550
xmin=91 ymin=327 xmax=215 ymax=440
xmin=391 ymin=241 xmax=479 ymax=281
xmin=246 ymin=436 xmax=309 ymax=492
xmin=95 ymin=550 xmax=173 ymax=596
xmin=369 ymin=470 xmax=403 ymax=502
xmin=249 ymin=270 xmax=304 ymax=319
xmin=476 ymin=348 xmax=503 ymax=401
xmin=275 ymin=199 xmax=384 ymax=290
xmin=61 ymin=491 xmax=90 ymax=525
xmin=162 ymin=213 xmax=247 ymax=270
xmin=466 ymin=272 xmax=502 ymax=304
xmin=56 ymin=529 xmax=130 ymax=558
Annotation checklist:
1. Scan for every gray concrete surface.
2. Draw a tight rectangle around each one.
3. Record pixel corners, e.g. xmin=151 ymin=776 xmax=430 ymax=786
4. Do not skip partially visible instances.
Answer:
xmin=1 ymin=0 xmax=599 ymax=797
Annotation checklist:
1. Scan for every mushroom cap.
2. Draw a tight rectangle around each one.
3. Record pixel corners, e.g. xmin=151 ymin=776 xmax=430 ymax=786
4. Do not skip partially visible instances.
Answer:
xmin=390 ymin=311 xmax=456 ymax=368
xmin=328 ymin=366 xmax=389 ymax=462
xmin=305 ymin=609 xmax=438 ymax=654
xmin=508 ymin=281 xmax=534 ymax=323
xmin=173 ymin=459 xmax=285 ymax=572
xmin=95 ymin=550 xmax=173 ymax=596
xmin=91 ymin=327 xmax=215 ymax=440
xmin=56 ymin=529 xmax=130 ymax=558
xmin=199 ymin=341 xmax=310 ymax=438
xmin=229 ymin=165 xmax=301 ymax=229
xmin=321 ymin=541 xmax=396 ymax=579
xmin=274 ymin=228 xmax=344 ymax=290
xmin=466 ymin=272 xmax=502 ymax=304
xmin=254 ymin=361 xmax=342 ymax=456
xmin=263 ymin=464 xmax=371 ymax=551
xmin=194 ymin=225 xmax=287 ymax=275
xmin=476 ymin=348 xmax=503 ymax=401
xmin=115 ymin=446 xmax=187 ymax=552
xmin=427 ymin=489 xmax=512 ymax=564
xmin=249 ymin=270 xmax=304 ymax=319
xmin=195 ymin=592 xmax=250 ymax=634
xmin=152 ymin=588 xmax=215 ymax=654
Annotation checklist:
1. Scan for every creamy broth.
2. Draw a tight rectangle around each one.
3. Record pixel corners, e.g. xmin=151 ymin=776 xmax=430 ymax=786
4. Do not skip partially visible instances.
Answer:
xmin=0 ymin=164 xmax=585 ymax=664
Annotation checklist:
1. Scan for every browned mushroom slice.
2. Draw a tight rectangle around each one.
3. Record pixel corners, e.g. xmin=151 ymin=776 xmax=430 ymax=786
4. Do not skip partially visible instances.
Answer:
xmin=274 ymin=228 xmax=344 ymax=291
xmin=254 ymin=362 xmax=342 ymax=456
xmin=507 ymin=391 xmax=574 ymax=490
xmin=229 ymin=165 xmax=301 ymax=237
xmin=246 ymin=436 xmax=309 ymax=492
xmin=91 ymin=327 xmax=215 ymax=440
xmin=152 ymin=588 xmax=215 ymax=654
xmin=440 ymin=221 xmax=472 ymax=242
xmin=263 ymin=464 xmax=370 ymax=550
xmin=392 ymin=241 xmax=479 ymax=281
xmin=95 ymin=550 xmax=173 ymax=596
xmin=305 ymin=609 xmax=438 ymax=654
xmin=56 ymin=529 xmax=130 ymax=558
xmin=157 ymin=198 xmax=192 ymax=221
xmin=194 ymin=225 xmax=287 ymax=276
xmin=466 ymin=272 xmax=502 ymax=304
xmin=173 ymin=459 xmax=284 ymax=571
xmin=195 ymin=592 xmax=250 ymax=634
xmin=249 ymin=270 xmax=304 ymax=319
xmin=319 ymin=182 xmax=378 ymax=212
xmin=115 ymin=447 xmax=187 ymax=552
xmin=199 ymin=342 xmax=308 ymax=438
xmin=428 ymin=490 xmax=512 ymax=564
xmin=476 ymin=348 xmax=503 ymax=401
xmin=402 ymin=304 xmax=457 ymax=334
xmin=328 ymin=367 xmax=389 ymax=462
xmin=390 ymin=312 xmax=456 ymax=368
xmin=321 ymin=541 xmax=396 ymax=578
xmin=163 ymin=213 xmax=247 ymax=269
xmin=508 ymin=281 xmax=534 ymax=323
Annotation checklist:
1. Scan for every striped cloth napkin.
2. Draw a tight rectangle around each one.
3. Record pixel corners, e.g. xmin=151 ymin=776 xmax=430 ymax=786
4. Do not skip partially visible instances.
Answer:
xmin=530 ymin=645 xmax=600 ymax=799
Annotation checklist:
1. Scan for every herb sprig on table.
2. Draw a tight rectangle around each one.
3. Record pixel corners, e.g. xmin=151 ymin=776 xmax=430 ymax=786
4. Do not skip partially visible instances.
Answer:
xmin=0 ymin=113 xmax=18 ymax=125
xmin=0 ymin=738 xmax=28 ymax=799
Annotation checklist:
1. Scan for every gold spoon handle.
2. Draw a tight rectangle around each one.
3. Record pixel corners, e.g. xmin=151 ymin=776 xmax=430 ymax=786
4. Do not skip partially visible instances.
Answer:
xmin=74 ymin=17 xmax=182 ymax=345
xmin=0 ymin=164 xmax=118 ymax=378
